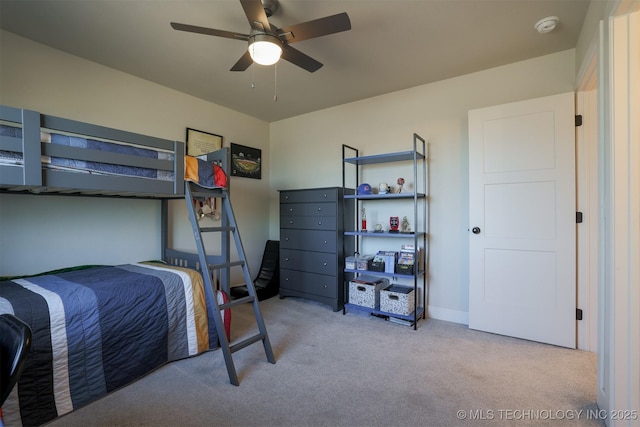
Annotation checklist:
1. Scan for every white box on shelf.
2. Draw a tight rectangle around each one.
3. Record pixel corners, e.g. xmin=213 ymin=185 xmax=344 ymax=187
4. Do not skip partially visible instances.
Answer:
xmin=356 ymin=255 xmax=374 ymax=271
xmin=345 ymin=256 xmax=357 ymax=270
xmin=380 ymin=284 xmax=415 ymax=315
xmin=348 ymin=276 xmax=390 ymax=309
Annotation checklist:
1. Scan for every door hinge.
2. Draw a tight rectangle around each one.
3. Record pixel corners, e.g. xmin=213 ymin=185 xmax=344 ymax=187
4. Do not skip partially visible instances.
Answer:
xmin=575 ymin=115 xmax=583 ymax=126
xmin=576 ymin=212 xmax=583 ymax=223
xmin=576 ymin=308 xmax=583 ymax=321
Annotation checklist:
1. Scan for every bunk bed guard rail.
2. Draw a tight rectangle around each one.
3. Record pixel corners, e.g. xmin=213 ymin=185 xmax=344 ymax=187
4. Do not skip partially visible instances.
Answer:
xmin=0 ymin=105 xmax=185 ymax=197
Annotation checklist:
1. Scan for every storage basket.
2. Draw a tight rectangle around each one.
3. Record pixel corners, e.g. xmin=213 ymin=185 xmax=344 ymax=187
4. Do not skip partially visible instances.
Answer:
xmin=380 ymin=284 xmax=415 ymax=315
xmin=348 ymin=276 xmax=389 ymax=309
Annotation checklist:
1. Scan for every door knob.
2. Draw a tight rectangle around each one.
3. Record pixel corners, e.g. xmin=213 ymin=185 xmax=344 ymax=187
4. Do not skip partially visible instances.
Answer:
xmin=472 ymin=227 xmax=481 ymax=234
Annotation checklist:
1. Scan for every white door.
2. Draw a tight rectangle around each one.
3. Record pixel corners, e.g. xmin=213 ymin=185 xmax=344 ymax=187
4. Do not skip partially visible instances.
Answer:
xmin=468 ymin=92 xmax=576 ymax=348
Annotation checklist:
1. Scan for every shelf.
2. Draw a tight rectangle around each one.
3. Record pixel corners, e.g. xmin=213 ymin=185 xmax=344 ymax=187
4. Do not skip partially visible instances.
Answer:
xmin=344 ymin=150 xmax=425 ymax=166
xmin=345 ymin=231 xmax=427 ymax=238
xmin=345 ymin=303 xmax=425 ymax=326
xmin=344 ymin=192 xmax=426 ymax=200
xmin=345 ymin=268 xmax=426 ymax=279
xmin=341 ymin=134 xmax=427 ymax=330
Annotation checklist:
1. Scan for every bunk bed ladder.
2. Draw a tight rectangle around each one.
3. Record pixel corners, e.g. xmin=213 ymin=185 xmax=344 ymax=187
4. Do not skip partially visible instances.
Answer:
xmin=185 ymin=181 xmax=276 ymax=386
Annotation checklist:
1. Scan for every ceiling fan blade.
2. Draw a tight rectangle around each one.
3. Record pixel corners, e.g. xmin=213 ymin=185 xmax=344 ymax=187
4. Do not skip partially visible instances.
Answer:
xmin=170 ymin=22 xmax=249 ymax=41
xmin=277 ymin=12 xmax=351 ymax=44
xmin=281 ymin=45 xmax=323 ymax=73
xmin=230 ymin=51 xmax=253 ymax=72
xmin=239 ymin=0 xmax=271 ymax=32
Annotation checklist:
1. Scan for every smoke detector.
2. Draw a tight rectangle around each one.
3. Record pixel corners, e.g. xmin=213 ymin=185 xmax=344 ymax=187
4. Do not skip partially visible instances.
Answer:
xmin=535 ymin=16 xmax=559 ymax=34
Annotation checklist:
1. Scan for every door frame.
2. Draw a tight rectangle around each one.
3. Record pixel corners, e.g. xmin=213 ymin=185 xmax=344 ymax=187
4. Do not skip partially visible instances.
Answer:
xmin=575 ymin=51 xmax=599 ymax=352
xmin=592 ymin=1 xmax=640 ymax=422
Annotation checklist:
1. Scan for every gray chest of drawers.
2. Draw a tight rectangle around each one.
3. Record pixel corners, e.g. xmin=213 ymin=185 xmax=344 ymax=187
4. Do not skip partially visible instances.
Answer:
xmin=279 ymin=187 xmax=354 ymax=311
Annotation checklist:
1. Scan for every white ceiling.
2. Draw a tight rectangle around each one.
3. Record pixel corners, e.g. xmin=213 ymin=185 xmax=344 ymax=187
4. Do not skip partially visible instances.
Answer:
xmin=0 ymin=0 xmax=591 ymax=122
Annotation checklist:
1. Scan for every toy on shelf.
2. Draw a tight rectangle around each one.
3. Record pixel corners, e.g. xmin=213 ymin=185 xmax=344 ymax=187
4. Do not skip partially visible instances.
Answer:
xmin=401 ymin=216 xmax=411 ymax=233
xmin=361 ymin=207 xmax=367 ymax=231
xmin=390 ymin=216 xmax=399 ymax=233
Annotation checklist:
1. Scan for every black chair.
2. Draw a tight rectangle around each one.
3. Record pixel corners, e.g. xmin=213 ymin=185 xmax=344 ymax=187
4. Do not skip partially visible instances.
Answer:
xmin=0 ymin=314 xmax=32 ymax=408
xmin=230 ymin=240 xmax=279 ymax=301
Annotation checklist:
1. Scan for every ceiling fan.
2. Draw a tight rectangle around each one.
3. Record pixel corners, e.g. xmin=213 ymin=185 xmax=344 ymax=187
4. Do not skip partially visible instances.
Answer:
xmin=170 ymin=0 xmax=351 ymax=73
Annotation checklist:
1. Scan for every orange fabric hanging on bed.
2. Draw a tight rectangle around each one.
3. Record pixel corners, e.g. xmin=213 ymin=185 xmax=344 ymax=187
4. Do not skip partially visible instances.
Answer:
xmin=184 ymin=156 xmax=227 ymax=189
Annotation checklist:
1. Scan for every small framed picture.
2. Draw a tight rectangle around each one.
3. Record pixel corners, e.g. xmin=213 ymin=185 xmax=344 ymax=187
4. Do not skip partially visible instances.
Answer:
xmin=231 ymin=143 xmax=262 ymax=179
xmin=186 ymin=128 xmax=223 ymax=157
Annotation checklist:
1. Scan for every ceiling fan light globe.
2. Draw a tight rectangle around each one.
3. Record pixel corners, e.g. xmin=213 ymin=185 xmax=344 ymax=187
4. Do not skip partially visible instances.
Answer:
xmin=248 ymin=35 xmax=282 ymax=66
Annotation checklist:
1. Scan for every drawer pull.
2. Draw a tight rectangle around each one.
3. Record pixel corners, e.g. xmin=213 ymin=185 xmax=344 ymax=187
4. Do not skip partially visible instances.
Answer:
xmin=323 ymin=194 xmax=327 ymax=198
xmin=317 ymin=221 xmax=322 ymax=225
xmin=323 ymin=262 xmax=327 ymax=266
xmin=317 ymin=207 xmax=322 ymax=212
xmin=289 ymin=220 xmax=294 ymax=225
xmin=285 ymin=237 xmax=290 ymax=241
xmin=323 ymin=240 xmax=328 ymax=244
xmin=323 ymin=284 xmax=328 ymax=288
xmin=289 ymin=208 xmax=294 ymax=212
xmin=285 ymin=258 xmax=290 ymax=261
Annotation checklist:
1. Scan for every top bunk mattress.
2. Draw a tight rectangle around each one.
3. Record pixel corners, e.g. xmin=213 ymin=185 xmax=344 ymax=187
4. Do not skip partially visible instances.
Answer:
xmin=0 ymin=105 xmax=186 ymax=197
xmin=0 ymin=124 xmax=175 ymax=181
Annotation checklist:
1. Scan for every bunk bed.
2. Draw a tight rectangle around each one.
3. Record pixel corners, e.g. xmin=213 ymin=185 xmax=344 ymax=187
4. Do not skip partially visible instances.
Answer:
xmin=0 ymin=105 xmax=245 ymax=426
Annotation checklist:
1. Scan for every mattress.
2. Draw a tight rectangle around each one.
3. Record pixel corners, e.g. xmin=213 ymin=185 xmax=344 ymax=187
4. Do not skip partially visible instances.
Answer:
xmin=0 ymin=262 xmax=214 ymax=426
xmin=0 ymin=123 xmax=174 ymax=181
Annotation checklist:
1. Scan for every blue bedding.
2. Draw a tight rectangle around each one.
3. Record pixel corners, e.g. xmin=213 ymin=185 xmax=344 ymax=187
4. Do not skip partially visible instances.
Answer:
xmin=48 ymin=133 xmax=173 ymax=179
xmin=0 ymin=263 xmax=214 ymax=426
xmin=0 ymin=124 xmax=174 ymax=180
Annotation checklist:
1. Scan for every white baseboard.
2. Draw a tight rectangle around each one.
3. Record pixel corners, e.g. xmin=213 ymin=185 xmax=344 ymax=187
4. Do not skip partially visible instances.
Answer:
xmin=427 ymin=305 xmax=469 ymax=325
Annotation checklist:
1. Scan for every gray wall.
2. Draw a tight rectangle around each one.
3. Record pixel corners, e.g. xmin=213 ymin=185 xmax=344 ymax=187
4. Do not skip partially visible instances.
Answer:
xmin=1 ymin=30 xmax=577 ymax=325
xmin=269 ymin=49 xmax=576 ymax=323
xmin=0 ymin=31 xmax=271 ymax=280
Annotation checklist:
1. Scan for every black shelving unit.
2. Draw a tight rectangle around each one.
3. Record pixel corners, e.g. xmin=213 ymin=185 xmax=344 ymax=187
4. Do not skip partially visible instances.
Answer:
xmin=341 ymin=133 xmax=428 ymax=329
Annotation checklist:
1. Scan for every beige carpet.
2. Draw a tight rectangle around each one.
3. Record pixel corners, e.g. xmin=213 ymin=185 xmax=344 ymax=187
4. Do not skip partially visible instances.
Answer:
xmin=48 ymin=296 xmax=601 ymax=426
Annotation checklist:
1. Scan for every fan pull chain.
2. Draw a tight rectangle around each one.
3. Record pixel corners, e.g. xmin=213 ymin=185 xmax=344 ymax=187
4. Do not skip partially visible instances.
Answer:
xmin=251 ymin=65 xmax=255 ymax=89
xmin=273 ymin=63 xmax=278 ymax=102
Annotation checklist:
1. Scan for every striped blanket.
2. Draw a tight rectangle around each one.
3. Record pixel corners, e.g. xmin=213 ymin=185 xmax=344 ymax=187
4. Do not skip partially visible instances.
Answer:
xmin=184 ymin=155 xmax=227 ymax=189
xmin=0 ymin=263 xmax=214 ymax=426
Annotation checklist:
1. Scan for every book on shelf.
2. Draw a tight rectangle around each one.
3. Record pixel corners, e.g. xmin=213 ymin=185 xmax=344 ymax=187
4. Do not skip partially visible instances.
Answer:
xmin=376 ymin=250 xmax=397 ymax=274
xmin=399 ymin=244 xmax=424 ymax=270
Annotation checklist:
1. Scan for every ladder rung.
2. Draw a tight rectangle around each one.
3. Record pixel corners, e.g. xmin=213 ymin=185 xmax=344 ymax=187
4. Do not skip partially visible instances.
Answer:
xmin=185 ymin=180 xmax=275 ymax=385
xmin=230 ymin=333 xmax=265 ymax=353
xmin=220 ymin=295 xmax=254 ymax=309
xmin=190 ymin=189 xmax=226 ymax=199
xmin=207 ymin=260 xmax=245 ymax=270
xmin=200 ymin=226 xmax=235 ymax=233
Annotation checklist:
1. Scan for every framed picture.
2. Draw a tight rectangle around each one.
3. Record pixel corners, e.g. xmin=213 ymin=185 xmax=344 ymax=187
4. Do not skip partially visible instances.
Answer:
xmin=230 ymin=143 xmax=262 ymax=179
xmin=186 ymin=128 xmax=223 ymax=157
